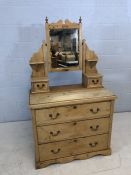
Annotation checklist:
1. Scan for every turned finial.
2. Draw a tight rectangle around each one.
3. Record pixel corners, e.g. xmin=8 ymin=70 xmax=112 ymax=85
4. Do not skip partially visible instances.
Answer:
xmin=79 ymin=16 xmax=82 ymax=23
xmin=45 ymin=16 xmax=48 ymax=23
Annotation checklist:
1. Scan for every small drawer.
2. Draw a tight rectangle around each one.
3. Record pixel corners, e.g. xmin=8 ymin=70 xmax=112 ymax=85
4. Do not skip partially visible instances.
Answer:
xmin=35 ymin=101 xmax=111 ymax=125
xmin=32 ymin=82 xmax=48 ymax=92
xmin=37 ymin=117 xmax=110 ymax=143
xmin=39 ymin=134 xmax=108 ymax=161
xmin=88 ymin=77 xmax=102 ymax=88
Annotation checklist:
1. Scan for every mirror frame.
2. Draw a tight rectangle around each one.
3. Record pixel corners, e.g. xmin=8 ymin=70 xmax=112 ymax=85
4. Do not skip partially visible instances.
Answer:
xmin=45 ymin=18 xmax=82 ymax=72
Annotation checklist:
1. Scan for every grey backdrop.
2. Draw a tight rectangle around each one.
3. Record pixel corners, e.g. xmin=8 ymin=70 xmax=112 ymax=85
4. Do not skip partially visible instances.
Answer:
xmin=0 ymin=0 xmax=131 ymax=122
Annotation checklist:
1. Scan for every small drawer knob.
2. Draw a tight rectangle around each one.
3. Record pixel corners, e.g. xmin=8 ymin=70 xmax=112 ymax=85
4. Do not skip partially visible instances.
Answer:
xmin=73 ymin=122 xmax=77 ymax=125
xmin=56 ymin=112 xmax=60 ymax=116
xmin=73 ymin=139 xmax=78 ymax=142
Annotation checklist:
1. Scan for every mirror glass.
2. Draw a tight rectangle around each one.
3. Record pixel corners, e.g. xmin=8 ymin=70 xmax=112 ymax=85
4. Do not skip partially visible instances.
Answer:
xmin=50 ymin=29 xmax=79 ymax=69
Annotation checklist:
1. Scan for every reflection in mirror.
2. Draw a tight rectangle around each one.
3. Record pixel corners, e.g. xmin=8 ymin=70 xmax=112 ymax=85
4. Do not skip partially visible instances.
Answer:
xmin=50 ymin=29 xmax=79 ymax=69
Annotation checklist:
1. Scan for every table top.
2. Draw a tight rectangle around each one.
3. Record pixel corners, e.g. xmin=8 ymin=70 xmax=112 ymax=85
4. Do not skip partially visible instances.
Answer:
xmin=29 ymin=85 xmax=116 ymax=109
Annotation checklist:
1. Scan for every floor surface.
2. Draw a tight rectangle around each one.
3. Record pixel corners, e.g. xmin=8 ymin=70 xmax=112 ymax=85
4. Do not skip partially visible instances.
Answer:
xmin=0 ymin=112 xmax=131 ymax=175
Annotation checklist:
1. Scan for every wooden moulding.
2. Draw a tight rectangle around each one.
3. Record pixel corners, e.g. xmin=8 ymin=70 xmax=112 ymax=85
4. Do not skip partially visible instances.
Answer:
xmin=31 ymin=110 xmax=40 ymax=164
xmin=36 ymin=149 xmax=111 ymax=169
xmin=48 ymin=19 xmax=80 ymax=29
xmin=107 ymin=100 xmax=115 ymax=148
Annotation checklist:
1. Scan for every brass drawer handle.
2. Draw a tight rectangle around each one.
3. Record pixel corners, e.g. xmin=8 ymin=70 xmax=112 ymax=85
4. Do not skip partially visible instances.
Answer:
xmin=36 ymin=83 xmax=45 ymax=89
xmin=50 ymin=130 xmax=60 ymax=136
xmin=51 ymin=148 xmax=61 ymax=154
xmin=89 ymin=142 xmax=98 ymax=147
xmin=49 ymin=113 xmax=60 ymax=120
xmin=73 ymin=105 xmax=77 ymax=109
xmin=90 ymin=125 xmax=99 ymax=131
xmin=92 ymin=79 xmax=99 ymax=84
xmin=90 ymin=108 xmax=100 ymax=114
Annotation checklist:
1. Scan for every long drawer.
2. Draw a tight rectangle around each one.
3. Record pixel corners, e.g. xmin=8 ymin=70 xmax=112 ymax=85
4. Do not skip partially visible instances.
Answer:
xmin=39 ymin=134 xmax=108 ymax=161
xmin=37 ymin=117 xmax=109 ymax=143
xmin=36 ymin=101 xmax=111 ymax=126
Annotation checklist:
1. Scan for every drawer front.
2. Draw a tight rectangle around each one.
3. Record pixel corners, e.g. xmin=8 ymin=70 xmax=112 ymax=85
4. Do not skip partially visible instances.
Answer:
xmin=88 ymin=77 xmax=102 ymax=88
xmin=39 ymin=134 xmax=108 ymax=161
xmin=32 ymin=82 xmax=48 ymax=92
xmin=36 ymin=101 xmax=111 ymax=125
xmin=37 ymin=117 xmax=110 ymax=143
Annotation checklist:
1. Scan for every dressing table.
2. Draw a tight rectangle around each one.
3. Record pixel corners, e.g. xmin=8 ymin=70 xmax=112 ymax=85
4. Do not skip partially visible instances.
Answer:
xmin=29 ymin=17 xmax=116 ymax=168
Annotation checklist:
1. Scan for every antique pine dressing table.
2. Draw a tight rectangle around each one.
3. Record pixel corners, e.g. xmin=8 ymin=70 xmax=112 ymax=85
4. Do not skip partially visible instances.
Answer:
xmin=29 ymin=17 xmax=116 ymax=169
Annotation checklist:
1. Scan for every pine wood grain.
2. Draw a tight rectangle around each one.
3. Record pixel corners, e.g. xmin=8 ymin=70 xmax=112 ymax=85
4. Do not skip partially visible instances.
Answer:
xmin=39 ymin=134 xmax=109 ymax=161
xmin=37 ymin=117 xmax=110 ymax=143
xmin=29 ymin=18 xmax=116 ymax=169
xmin=35 ymin=101 xmax=111 ymax=126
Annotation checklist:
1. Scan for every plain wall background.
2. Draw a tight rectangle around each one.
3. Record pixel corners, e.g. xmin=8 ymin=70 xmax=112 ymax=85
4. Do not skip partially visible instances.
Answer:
xmin=0 ymin=0 xmax=131 ymax=122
